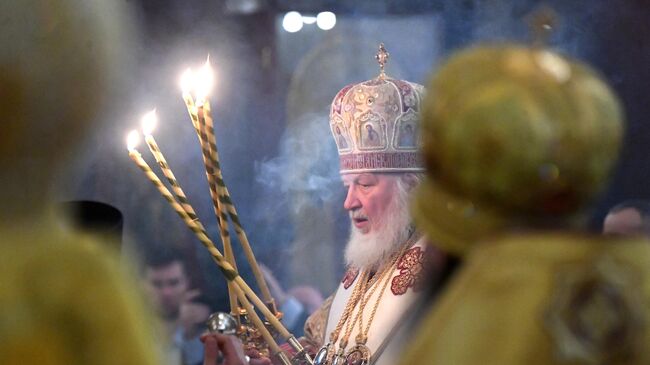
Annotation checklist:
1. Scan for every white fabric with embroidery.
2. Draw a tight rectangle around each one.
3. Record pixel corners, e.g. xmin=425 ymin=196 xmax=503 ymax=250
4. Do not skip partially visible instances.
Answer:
xmin=324 ymin=236 xmax=429 ymax=365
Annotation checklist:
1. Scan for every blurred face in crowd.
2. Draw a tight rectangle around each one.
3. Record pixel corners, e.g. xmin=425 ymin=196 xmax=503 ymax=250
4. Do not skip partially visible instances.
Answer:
xmin=603 ymin=207 xmax=645 ymax=236
xmin=342 ymin=172 xmax=414 ymax=270
xmin=144 ymin=261 xmax=189 ymax=319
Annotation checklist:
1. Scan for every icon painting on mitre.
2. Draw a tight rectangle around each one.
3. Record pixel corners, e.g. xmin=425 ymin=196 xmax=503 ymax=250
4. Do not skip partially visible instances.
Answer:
xmin=395 ymin=111 xmax=419 ymax=149
xmin=332 ymin=121 xmax=352 ymax=151
xmin=359 ymin=112 xmax=386 ymax=149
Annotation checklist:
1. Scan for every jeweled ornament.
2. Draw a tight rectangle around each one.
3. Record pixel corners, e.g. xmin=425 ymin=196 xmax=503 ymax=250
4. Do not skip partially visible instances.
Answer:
xmin=344 ymin=344 xmax=371 ymax=365
xmin=313 ymin=343 xmax=331 ymax=365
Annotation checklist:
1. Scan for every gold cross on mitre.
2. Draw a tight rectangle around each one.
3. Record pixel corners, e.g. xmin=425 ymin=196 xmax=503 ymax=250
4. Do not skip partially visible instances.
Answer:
xmin=375 ymin=43 xmax=390 ymax=79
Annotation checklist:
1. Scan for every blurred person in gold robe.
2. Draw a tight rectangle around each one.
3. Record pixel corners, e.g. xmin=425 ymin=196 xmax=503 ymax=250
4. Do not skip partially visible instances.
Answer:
xmin=401 ymin=44 xmax=650 ymax=365
xmin=0 ymin=1 xmax=159 ymax=364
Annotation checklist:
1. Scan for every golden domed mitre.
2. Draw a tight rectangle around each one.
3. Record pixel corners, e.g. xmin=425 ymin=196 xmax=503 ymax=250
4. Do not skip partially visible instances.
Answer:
xmin=330 ymin=44 xmax=426 ymax=174
xmin=413 ymin=45 xmax=624 ymax=256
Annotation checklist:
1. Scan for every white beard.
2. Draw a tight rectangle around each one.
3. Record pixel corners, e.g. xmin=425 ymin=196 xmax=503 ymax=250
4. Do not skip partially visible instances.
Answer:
xmin=344 ymin=180 xmax=412 ymax=271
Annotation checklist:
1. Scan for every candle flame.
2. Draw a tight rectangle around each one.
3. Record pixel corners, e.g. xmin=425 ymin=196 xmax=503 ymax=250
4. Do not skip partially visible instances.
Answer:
xmin=141 ymin=109 xmax=158 ymax=135
xmin=180 ymin=68 xmax=194 ymax=94
xmin=126 ymin=130 xmax=141 ymax=151
xmin=195 ymin=57 xmax=214 ymax=102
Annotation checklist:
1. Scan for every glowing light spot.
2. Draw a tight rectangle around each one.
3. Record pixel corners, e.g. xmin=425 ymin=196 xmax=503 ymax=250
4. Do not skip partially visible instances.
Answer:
xmin=180 ymin=68 xmax=194 ymax=94
xmin=302 ymin=15 xmax=316 ymax=24
xmin=316 ymin=12 xmax=336 ymax=30
xmin=283 ymin=11 xmax=303 ymax=33
xmin=195 ymin=57 xmax=214 ymax=102
xmin=126 ymin=130 xmax=141 ymax=151
xmin=141 ymin=109 xmax=158 ymax=136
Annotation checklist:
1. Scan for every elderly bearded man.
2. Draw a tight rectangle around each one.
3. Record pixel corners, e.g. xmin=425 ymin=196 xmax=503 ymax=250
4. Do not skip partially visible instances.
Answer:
xmin=203 ymin=46 xmax=446 ymax=365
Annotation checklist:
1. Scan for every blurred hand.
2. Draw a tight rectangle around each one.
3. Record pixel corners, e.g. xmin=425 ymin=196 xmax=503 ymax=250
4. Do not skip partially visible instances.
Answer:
xmin=179 ymin=289 xmax=211 ymax=339
xmin=246 ymin=348 xmax=273 ymax=365
xmin=287 ymin=286 xmax=323 ymax=314
xmin=260 ymin=264 xmax=287 ymax=306
xmin=201 ymin=333 xmax=271 ymax=365
xmin=261 ymin=264 xmax=324 ymax=314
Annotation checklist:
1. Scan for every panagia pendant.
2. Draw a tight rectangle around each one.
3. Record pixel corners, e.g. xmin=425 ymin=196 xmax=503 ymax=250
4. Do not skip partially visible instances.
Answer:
xmin=344 ymin=344 xmax=371 ymax=365
xmin=313 ymin=342 xmax=331 ymax=365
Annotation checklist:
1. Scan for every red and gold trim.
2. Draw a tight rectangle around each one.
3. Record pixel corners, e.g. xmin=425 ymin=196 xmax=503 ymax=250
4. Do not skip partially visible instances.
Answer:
xmin=391 ymin=246 xmax=435 ymax=295
xmin=341 ymin=268 xmax=360 ymax=289
xmin=339 ymin=152 xmax=423 ymax=174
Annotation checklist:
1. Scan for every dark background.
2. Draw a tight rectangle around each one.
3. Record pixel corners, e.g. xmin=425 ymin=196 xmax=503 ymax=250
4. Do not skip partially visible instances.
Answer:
xmin=60 ymin=0 xmax=650 ymax=311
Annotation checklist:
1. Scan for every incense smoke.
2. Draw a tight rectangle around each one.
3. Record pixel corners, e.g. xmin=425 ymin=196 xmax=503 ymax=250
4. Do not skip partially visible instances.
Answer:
xmin=255 ymin=113 xmax=340 ymax=215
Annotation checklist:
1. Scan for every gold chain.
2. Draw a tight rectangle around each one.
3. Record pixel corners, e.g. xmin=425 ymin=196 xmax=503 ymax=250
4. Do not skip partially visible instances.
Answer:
xmin=355 ymin=237 xmax=414 ymax=344
xmin=327 ymin=270 xmax=367 ymax=345
xmin=331 ymin=231 xmax=421 ymax=352
xmin=337 ymin=263 xmax=392 ymax=348
xmin=338 ymin=274 xmax=369 ymax=348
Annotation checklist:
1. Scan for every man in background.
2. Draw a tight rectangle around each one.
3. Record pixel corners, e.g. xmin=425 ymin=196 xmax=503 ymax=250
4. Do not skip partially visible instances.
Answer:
xmin=143 ymin=248 xmax=212 ymax=365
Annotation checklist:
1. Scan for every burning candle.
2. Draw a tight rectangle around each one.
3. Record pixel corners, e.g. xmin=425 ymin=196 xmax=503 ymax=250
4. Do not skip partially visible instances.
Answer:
xmin=195 ymin=58 xmax=214 ymax=106
xmin=180 ymin=68 xmax=199 ymax=125
xmin=183 ymin=60 xmax=276 ymax=310
xmin=185 ymin=64 xmax=240 ymax=314
xmin=140 ymin=110 xmax=201 ymax=225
